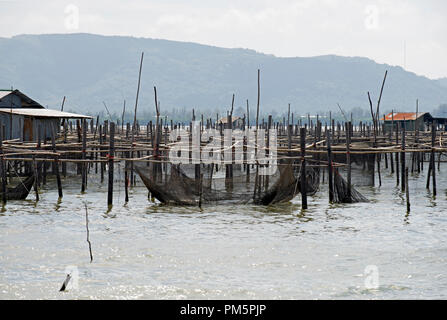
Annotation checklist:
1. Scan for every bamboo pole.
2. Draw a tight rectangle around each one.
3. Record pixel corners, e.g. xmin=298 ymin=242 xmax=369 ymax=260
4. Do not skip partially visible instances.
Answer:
xmin=396 ymin=122 xmax=399 ymax=186
xmin=81 ymin=119 xmax=87 ymax=193
xmin=406 ymin=167 xmax=410 ymax=213
xmin=0 ymin=127 xmax=6 ymax=204
xmin=51 ymin=124 xmax=63 ymax=198
xmin=327 ymin=130 xmax=334 ymax=203
xmin=33 ymin=155 xmax=39 ymax=202
xmin=346 ymin=121 xmax=351 ymax=199
xmin=99 ymin=125 xmax=104 ymax=183
xmin=300 ymin=127 xmax=307 ymax=209
xmin=432 ymin=122 xmax=436 ymax=196
xmin=401 ymin=125 xmax=405 ymax=192
xmin=107 ymin=122 xmax=115 ymax=207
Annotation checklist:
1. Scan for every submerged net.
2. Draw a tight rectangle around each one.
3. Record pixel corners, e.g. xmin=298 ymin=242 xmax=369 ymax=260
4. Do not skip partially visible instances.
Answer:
xmin=134 ymin=159 xmax=320 ymax=206
xmin=331 ymin=152 xmax=376 ymax=187
xmin=333 ymin=168 xmax=368 ymax=203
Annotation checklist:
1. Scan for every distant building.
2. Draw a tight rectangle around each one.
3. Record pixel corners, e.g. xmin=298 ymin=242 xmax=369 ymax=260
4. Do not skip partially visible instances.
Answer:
xmin=218 ymin=115 xmax=244 ymax=129
xmin=380 ymin=112 xmax=431 ymax=132
xmin=0 ymin=89 xmax=92 ymax=141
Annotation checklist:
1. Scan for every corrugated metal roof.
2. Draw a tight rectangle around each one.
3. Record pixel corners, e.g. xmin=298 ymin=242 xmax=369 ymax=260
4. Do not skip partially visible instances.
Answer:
xmin=0 ymin=108 xmax=92 ymax=119
xmin=0 ymin=89 xmax=43 ymax=108
xmin=0 ymin=90 xmax=12 ymax=99
xmin=380 ymin=112 xmax=427 ymax=121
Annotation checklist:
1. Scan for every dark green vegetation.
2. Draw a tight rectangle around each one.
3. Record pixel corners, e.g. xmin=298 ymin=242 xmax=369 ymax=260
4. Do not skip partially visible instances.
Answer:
xmin=1 ymin=33 xmax=446 ymax=123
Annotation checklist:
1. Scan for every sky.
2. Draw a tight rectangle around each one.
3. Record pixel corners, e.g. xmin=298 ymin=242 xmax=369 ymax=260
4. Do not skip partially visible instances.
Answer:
xmin=0 ymin=0 xmax=446 ymax=79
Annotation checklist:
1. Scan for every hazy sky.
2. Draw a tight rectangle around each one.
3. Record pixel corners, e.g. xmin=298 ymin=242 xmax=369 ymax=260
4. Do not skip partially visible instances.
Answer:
xmin=1 ymin=0 xmax=446 ymax=79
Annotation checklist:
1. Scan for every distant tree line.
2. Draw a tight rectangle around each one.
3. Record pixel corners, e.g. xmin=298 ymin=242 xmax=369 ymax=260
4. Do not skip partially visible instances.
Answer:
xmin=68 ymin=103 xmax=390 ymax=126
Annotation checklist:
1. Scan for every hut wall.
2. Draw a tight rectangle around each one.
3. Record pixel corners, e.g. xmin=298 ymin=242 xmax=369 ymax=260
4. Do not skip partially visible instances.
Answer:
xmin=0 ymin=113 xmax=24 ymax=140
xmin=384 ymin=118 xmax=425 ymax=132
xmin=32 ymin=118 xmax=61 ymax=141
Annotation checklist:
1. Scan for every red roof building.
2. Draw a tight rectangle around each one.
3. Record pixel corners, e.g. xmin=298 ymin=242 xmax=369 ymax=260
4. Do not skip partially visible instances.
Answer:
xmin=380 ymin=112 xmax=434 ymax=132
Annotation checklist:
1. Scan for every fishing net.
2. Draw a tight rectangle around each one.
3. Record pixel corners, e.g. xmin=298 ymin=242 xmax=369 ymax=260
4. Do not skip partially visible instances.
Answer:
xmin=333 ymin=168 xmax=368 ymax=203
xmin=331 ymin=153 xmax=376 ymax=187
xmin=134 ymin=159 xmax=320 ymax=206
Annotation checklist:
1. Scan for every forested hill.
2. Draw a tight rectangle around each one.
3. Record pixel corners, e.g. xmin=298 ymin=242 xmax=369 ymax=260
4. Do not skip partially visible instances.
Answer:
xmin=0 ymin=33 xmax=446 ymax=120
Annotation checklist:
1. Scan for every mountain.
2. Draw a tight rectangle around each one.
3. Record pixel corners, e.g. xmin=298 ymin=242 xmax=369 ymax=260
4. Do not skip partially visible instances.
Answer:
xmin=436 ymin=77 xmax=447 ymax=88
xmin=0 ymin=33 xmax=446 ymax=120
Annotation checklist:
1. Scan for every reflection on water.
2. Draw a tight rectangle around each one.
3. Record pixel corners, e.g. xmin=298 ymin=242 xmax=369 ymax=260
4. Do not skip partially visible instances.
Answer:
xmin=1 ymin=163 xmax=447 ymax=299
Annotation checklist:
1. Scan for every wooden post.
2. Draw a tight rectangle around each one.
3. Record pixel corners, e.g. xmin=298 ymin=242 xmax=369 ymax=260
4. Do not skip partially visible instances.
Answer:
xmin=153 ymin=87 xmax=161 ymax=180
xmin=405 ymin=167 xmax=410 ymax=213
xmin=148 ymin=120 xmax=153 ymax=167
xmin=346 ymin=121 xmax=351 ymax=199
xmin=316 ymin=120 xmax=321 ymax=183
xmin=401 ymin=126 xmax=405 ymax=192
xmin=0 ymin=127 xmax=6 ymax=204
xmin=130 ymin=53 xmax=144 ymax=187
xmin=287 ymin=103 xmax=291 ymax=126
xmin=246 ymin=100 xmax=250 ymax=129
xmin=300 ymin=128 xmax=307 ymax=209
xmin=36 ymin=125 xmax=41 ymax=186
xmin=396 ymin=122 xmax=399 ymax=186
xmin=427 ymin=152 xmax=432 ymax=190
xmin=390 ymin=152 xmax=394 ymax=174
xmin=99 ymin=125 xmax=104 ymax=183
xmin=51 ymin=124 xmax=63 ymax=198
xmin=256 ymin=70 xmax=260 ymax=131
xmin=132 ymin=52 xmax=144 ymax=139
xmin=107 ymin=122 xmax=115 ymax=207
xmin=331 ymin=119 xmax=335 ymax=142
xmin=253 ymin=69 xmax=261 ymax=201
xmin=121 ymin=100 xmax=126 ymax=133
xmin=124 ymin=168 xmax=129 ymax=203
xmin=245 ymin=100 xmax=250 ymax=180
xmin=94 ymin=122 xmax=98 ymax=175
xmin=264 ymin=115 xmax=272 ymax=190
xmin=327 ymin=130 xmax=334 ymax=203
xmin=385 ymin=152 xmax=388 ymax=170
xmin=431 ymin=122 xmax=436 ymax=196
xmin=376 ymin=122 xmax=382 ymax=187
xmin=62 ymin=121 xmax=67 ymax=177
xmin=224 ymin=112 xmax=231 ymax=191
xmin=81 ymin=119 xmax=87 ymax=193
xmin=416 ymin=99 xmax=421 ymax=173
xmin=76 ymin=119 xmax=81 ymax=142
xmin=32 ymin=155 xmax=39 ymax=202
xmin=287 ymin=124 xmax=292 ymax=155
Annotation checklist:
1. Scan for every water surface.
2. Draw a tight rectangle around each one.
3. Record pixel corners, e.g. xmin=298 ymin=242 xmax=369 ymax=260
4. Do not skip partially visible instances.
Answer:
xmin=1 ymin=164 xmax=446 ymax=299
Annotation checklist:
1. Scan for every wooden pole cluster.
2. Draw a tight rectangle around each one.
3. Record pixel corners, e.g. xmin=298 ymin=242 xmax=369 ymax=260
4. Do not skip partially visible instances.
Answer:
xmin=0 ymin=87 xmax=445 ymax=213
